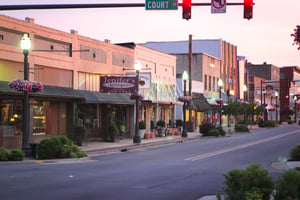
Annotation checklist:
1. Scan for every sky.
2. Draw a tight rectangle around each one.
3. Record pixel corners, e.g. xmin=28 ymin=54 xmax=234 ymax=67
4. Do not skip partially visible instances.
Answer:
xmin=0 ymin=0 xmax=300 ymax=67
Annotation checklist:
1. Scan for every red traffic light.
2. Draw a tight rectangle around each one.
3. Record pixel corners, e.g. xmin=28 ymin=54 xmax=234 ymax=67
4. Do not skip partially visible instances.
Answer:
xmin=244 ymin=0 xmax=253 ymax=20
xmin=182 ymin=0 xmax=191 ymax=20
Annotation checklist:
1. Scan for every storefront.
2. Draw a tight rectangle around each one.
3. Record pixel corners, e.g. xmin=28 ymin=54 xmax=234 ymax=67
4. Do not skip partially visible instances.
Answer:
xmin=0 ymin=81 xmax=84 ymax=148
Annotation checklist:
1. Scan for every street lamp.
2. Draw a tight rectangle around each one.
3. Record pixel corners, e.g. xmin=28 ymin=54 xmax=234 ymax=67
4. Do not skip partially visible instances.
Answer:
xmin=294 ymin=95 xmax=297 ymax=123
xmin=133 ymin=60 xmax=141 ymax=144
xmin=217 ymin=79 xmax=223 ymax=128
xmin=275 ymin=91 xmax=278 ymax=122
xmin=243 ymin=85 xmax=248 ymax=122
xmin=21 ymin=33 xmax=31 ymax=156
xmin=182 ymin=70 xmax=188 ymax=137
xmin=243 ymin=85 xmax=248 ymax=103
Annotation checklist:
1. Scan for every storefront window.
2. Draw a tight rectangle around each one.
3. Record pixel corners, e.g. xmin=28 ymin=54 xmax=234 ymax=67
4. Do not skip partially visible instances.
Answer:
xmin=32 ymin=104 xmax=46 ymax=135
xmin=0 ymin=100 xmax=23 ymax=136
xmin=113 ymin=105 xmax=127 ymax=132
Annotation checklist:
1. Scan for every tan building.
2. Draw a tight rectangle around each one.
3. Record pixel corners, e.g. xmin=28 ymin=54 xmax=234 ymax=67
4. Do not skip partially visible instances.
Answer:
xmin=143 ymin=39 xmax=237 ymax=129
xmin=0 ymin=15 xmax=176 ymax=148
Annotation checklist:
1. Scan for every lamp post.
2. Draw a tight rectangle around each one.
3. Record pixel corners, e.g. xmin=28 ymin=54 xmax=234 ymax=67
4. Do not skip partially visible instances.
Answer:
xmin=243 ymin=85 xmax=248 ymax=103
xmin=21 ymin=33 xmax=31 ymax=155
xmin=275 ymin=91 xmax=278 ymax=122
xmin=182 ymin=70 xmax=188 ymax=137
xmin=243 ymin=85 xmax=248 ymax=122
xmin=294 ymin=95 xmax=297 ymax=123
xmin=133 ymin=60 xmax=141 ymax=144
xmin=217 ymin=79 xmax=223 ymax=128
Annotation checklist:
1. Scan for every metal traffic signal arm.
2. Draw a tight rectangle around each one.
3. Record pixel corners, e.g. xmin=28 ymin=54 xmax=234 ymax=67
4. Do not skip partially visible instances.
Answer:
xmin=0 ymin=1 xmax=254 ymax=20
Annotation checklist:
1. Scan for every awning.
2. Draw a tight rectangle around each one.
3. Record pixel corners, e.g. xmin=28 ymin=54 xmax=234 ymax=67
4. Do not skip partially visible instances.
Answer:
xmin=79 ymin=90 xmax=135 ymax=104
xmin=192 ymin=93 xmax=213 ymax=111
xmin=0 ymin=81 xmax=84 ymax=101
xmin=33 ymin=85 xmax=84 ymax=100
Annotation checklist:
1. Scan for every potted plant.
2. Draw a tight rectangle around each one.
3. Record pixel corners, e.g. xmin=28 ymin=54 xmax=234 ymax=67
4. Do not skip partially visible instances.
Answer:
xmin=108 ymin=112 xmax=120 ymax=142
xmin=138 ymin=120 xmax=146 ymax=139
xmin=74 ymin=125 xmax=87 ymax=146
xmin=176 ymin=119 xmax=184 ymax=131
xmin=156 ymin=120 xmax=166 ymax=137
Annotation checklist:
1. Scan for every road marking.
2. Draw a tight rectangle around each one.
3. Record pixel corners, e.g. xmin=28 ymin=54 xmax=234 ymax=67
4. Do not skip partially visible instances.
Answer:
xmin=185 ymin=129 xmax=300 ymax=161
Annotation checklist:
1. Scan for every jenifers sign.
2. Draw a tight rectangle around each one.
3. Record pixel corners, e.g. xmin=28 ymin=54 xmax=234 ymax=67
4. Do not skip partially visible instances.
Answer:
xmin=100 ymin=76 xmax=138 ymax=93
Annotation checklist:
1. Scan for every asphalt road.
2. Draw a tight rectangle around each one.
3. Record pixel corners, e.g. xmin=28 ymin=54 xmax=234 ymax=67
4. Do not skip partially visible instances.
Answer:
xmin=1 ymin=125 xmax=300 ymax=200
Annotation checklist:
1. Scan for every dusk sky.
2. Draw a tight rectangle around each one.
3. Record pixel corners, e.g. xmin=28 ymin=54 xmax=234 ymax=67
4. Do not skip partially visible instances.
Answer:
xmin=1 ymin=0 xmax=299 ymax=67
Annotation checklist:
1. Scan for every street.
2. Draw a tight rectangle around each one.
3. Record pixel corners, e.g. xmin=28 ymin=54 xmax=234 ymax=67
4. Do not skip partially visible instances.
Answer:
xmin=1 ymin=125 xmax=300 ymax=200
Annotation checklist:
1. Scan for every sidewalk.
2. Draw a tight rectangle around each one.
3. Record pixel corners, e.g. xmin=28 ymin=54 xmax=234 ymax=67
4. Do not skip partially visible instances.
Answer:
xmin=80 ymin=131 xmax=201 ymax=154
xmin=79 ymin=125 xmax=261 ymax=155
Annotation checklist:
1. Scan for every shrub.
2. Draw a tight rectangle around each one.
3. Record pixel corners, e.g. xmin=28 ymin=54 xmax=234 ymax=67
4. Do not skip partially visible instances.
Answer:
xmin=176 ymin=119 xmax=183 ymax=127
xmin=217 ymin=127 xmax=226 ymax=136
xmin=289 ymin=145 xmax=300 ymax=161
xmin=156 ymin=120 xmax=165 ymax=127
xmin=37 ymin=136 xmax=87 ymax=159
xmin=8 ymin=149 xmax=24 ymax=161
xmin=61 ymin=143 xmax=87 ymax=158
xmin=139 ymin=120 xmax=146 ymax=129
xmin=264 ymin=120 xmax=278 ymax=127
xmin=287 ymin=119 xmax=293 ymax=124
xmin=274 ymin=170 xmax=300 ymax=200
xmin=208 ymin=128 xmax=220 ymax=137
xmin=0 ymin=148 xmax=9 ymax=161
xmin=223 ymin=163 xmax=274 ymax=200
xmin=37 ymin=137 xmax=62 ymax=159
xmin=199 ymin=121 xmax=215 ymax=136
xmin=234 ymin=124 xmax=249 ymax=132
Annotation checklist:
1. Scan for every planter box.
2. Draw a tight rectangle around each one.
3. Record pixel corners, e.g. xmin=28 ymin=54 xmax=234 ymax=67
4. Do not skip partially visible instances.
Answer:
xmin=138 ymin=129 xmax=145 ymax=139
xmin=286 ymin=161 xmax=300 ymax=169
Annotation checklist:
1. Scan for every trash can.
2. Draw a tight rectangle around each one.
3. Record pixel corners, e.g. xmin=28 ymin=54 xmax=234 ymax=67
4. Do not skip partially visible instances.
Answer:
xmin=30 ymin=143 xmax=38 ymax=158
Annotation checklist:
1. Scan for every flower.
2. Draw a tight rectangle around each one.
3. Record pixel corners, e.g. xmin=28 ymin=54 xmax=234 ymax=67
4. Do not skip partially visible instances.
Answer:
xmin=215 ymin=98 xmax=225 ymax=105
xmin=178 ymin=96 xmax=192 ymax=103
xmin=8 ymin=79 xmax=43 ymax=92
xmin=130 ymin=93 xmax=144 ymax=100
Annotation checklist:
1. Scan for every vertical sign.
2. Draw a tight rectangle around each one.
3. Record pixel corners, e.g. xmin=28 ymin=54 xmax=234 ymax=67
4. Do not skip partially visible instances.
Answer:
xmin=211 ymin=0 xmax=226 ymax=13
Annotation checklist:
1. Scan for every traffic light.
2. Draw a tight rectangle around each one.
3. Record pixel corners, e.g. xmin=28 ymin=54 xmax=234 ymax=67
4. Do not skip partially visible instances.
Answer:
xmin=244 ymin=0 xmax=253 ymax=20
xmin=182 ymin=0 xmax=191 ymax=20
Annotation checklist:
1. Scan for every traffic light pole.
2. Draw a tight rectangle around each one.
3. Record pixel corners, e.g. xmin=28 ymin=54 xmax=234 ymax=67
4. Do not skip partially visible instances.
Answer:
xmin=0 ymin=2 xmax=248 ymax=11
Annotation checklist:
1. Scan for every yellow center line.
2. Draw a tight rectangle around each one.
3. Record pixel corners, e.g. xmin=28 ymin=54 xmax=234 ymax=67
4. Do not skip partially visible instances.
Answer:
xmin=185 ymin=130 xmax=300 ymax=162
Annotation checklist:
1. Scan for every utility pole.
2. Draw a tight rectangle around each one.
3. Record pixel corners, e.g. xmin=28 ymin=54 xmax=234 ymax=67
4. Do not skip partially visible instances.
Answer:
xmin=188 ymin=34 xmax=193 ymax=129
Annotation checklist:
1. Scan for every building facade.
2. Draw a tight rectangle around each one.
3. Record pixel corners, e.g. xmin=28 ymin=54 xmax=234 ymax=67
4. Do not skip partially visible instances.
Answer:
xmin=0 ymin=15 xmax=176 ymax=148
xmin=142 ymin=39 xmax=237 ymax=129
xmin=280 ymin=66 xmax=300 ymax=121
xmin=247 ymin=62 xmax=280 ymax=121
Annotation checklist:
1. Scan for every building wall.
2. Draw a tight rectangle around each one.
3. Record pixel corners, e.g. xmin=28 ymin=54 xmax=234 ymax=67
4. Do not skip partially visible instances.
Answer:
xmin=0 ymin=15 xmax=136 ymax=91
xmin=203 ymin=53 xmax=221 ymax=95
xmin=0 ymin=14 xmax=172 ymax=145
xmin=221 ymin=41 xmax=238 ymax=98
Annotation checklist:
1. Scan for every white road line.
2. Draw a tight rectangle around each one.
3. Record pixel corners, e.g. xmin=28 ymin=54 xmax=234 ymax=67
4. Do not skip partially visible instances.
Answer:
xmin=185 ymin=129 xmax=300 ymax=161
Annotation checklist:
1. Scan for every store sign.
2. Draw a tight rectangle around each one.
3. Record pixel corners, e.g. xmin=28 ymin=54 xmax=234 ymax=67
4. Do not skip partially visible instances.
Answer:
xmin=100 ymin=76 xmax=138 ymax=93
xmin=126 ymin=72 xmax=151 ymax=89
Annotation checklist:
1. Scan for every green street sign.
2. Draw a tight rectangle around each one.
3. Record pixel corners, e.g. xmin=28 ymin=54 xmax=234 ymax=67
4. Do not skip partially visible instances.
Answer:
xmin=145 ymin=0 xmax=178 ymax=10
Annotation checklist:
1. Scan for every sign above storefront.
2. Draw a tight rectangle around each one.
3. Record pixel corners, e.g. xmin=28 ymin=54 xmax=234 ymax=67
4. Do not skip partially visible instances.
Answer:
xmin=100 ymin=76 xmax=138 ymax=93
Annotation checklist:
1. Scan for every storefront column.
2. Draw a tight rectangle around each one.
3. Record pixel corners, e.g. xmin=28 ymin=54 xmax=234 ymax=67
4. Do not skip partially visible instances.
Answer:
xmin=145 ymin=105 xmax=151 ymax=133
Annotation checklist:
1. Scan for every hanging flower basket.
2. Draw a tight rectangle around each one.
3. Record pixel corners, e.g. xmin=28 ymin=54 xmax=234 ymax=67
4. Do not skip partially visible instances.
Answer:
xmin=178 ymin=96 xmax=192 ymax=103
xmin=130 ymin=93 xmax=144 ymax=100
xmin=215 ymin=98 xmax=225 ymax=105
xmin=8 ymin=80 xmax=43 ymax=92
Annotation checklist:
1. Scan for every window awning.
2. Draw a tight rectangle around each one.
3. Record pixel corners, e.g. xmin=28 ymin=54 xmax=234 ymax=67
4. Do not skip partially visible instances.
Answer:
xmin=79 ymin=90 xmax=135 ymax=104
xmin=0 ymin=81 xmax=84 ymax=101
xmin=192 ymin=93 xmax=213 ymax=111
